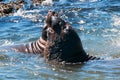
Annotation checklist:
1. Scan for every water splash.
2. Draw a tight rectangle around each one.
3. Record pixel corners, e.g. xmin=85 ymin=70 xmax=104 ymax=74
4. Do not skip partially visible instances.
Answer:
xmin=112 ymin=15 xmax=120 ymax=26
xmin=41 ymin=0 xmax=53 ymax=5
xmin=13 ymin=9 xmax=24 ymax=17
xmin=0 ymin=40 xmax=14 ymax=46
xmin=13 ymin=9 xmax=44 ymax=22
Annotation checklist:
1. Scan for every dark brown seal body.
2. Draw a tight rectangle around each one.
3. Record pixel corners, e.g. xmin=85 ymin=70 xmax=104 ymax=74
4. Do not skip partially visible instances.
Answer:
xmin=41 ymin=11 xmax=100 ymax=63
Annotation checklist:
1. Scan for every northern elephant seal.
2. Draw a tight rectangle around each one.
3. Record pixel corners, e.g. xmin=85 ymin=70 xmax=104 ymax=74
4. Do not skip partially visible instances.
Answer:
xmin=0 ymin=11 xmax=100 ymax=64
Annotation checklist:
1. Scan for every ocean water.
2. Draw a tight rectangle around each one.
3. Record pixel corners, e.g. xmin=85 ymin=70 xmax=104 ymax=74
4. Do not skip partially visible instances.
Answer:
xmin=0 ymin=0 xmax=120 ymax=80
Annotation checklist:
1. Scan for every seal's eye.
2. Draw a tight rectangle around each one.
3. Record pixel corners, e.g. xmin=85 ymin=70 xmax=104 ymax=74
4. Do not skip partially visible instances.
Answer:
xmin=59 ymin=21 xmax=62 ymax=26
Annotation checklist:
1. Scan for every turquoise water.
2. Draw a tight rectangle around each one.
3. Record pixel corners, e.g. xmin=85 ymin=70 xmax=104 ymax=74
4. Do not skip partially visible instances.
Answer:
xmin=0 ymin=0 xmax=120 ymax=80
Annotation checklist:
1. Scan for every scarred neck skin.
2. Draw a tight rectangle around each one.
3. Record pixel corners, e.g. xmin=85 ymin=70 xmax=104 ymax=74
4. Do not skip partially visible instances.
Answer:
xmin=4 ymin=37 xmax=47 ymax=54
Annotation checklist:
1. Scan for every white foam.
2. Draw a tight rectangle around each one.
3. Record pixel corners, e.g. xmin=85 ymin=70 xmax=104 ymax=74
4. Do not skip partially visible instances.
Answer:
xmin=14 ymin=8 xmax=40 ymax=16
xmin=41 ymin=0 xmax=53 ymax=6
xmin=112 ymin=15 xmax=120 ymax=26
xmin=103 ymin=28 xmax=120 ymax=33
xmin=23 ymin=13 xmax=43 ymax=22
xmin=14 ymin=9 xmax=43 ymax=22
xmin=89 ymin=0 xmax=98 ymax=2
xmin=24 ymin=10 xmax=40 ymax=13
xmin=0 ymin=40 xmax=13 ymax=46
xmin=78 ymin=20 xmax=85 ymax=24
xmin=112 ymin=38 xmax=120 ymax=47
xmin=13 ymin=9 xmax=24 ymax=16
